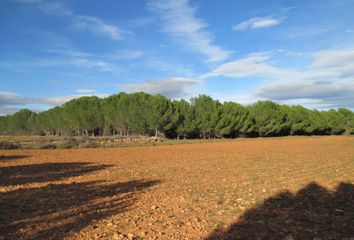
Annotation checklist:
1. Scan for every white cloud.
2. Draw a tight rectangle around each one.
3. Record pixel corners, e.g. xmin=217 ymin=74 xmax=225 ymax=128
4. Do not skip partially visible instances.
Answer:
xmin=203 ymin=48 xmax=354 ymax=109
xmin=311 ymin=49 xmax=354 ymax=68
xmin=202 ymin=52 xmax=292 ymax=79
xmin=0 ymin=48 xmax=121 ymax=73
xmin=53 ymin=49 xmax=120 ymax=72
xmin=120 ymin=77 xmax=201 ymax=99
xmin=255 ymin=80 xmax=354 ymax=109
xmin=203 ymin=49 xmax=354 ymax=81
xmin=142 ymin=56 xmax=195 ymax=76
xmin=280 ymin=6 xmax=297 ymax=12
xmin=0 ymin=107 xmax=24 ymax=116
xmin=270 ymin=98 xmax=341 ymax=110
xmin=0 ymin=91 xmax=109 ymax=115
xmin=0 ymin=92 xmax=30 ymax=106
xmin=67 ymin=58 xmax=118 ymax=72
xmin=72 ymin=15 xmax=123 ymax=40
xmin=39 ymin=2 xmax=125 ymax=40
xmin=39 ymin=93 xmax=109 ymax=106
xmin=148 ymin=0 xmax=231 ymax=63
xmin=252 ymin=49 xmax=354 ymax=109
xmin=280 ymin=27 xmax=332 ymax=39
xmin=233 ymin=16 xmax=284 ymax=31
xmin=255 ymin=80 xmax=354 ymax=100
xmin=39 ymin=95 xmax=79 ymax=106
xmin=39 ymin=2 xmax=73 ymax=16
xmin=208 ymin=91 xmax=260 ymax=106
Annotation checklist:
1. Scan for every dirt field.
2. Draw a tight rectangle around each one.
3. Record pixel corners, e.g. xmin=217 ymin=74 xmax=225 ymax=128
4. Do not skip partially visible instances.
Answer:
xmin=1 ymin=136 xmax=353 ymax=240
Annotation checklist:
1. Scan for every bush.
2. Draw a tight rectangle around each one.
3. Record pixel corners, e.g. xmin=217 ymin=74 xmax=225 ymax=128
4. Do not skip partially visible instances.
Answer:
xmin=0 ymin=141 xmax=19 ymax=150
xmin=33 ymin=142 xmax=57 ymax=149
xmin=103 ymin=143 xmax=118 ymax=148
xmin=58 ymin=139 xmax=78 ymax=149
xmin=77 ymin=141 xmax=98 ymax=148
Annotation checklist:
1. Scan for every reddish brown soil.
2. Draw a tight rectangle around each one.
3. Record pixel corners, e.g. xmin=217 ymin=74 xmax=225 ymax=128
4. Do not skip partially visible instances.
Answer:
xmin=1 ymin=136 xmax=353 ymax=240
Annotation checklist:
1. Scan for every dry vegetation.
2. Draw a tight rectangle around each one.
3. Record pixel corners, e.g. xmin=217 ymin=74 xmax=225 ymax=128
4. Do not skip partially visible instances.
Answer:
xmin=0 ymin=136 xmax=353 ymax=240
xmin=0 ymin=135 xmax=164 ymax=150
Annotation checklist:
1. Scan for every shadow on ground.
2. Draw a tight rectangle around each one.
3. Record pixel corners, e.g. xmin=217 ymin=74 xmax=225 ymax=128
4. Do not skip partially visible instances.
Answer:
xmin=0 ymin=162 xmax=160 ymax=240
xmin=0 ymin=154 xmax=29 ymax=162
xmin=0 ymin=162 xmax=113 ymax=186
xmin=206 ymin=182 xmax=354 ymax=240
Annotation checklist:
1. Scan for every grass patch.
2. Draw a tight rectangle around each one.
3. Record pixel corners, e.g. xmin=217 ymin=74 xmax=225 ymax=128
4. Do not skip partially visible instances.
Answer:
xmin=32 ymin=142 xmax=57 ymax=149
xmin=77 ymin=141 xmax=99 ymax=148
xmin=57 ymin=139 xmax=78 ymax=149
xmin=0 ymin=141 xmax=19 ymax=149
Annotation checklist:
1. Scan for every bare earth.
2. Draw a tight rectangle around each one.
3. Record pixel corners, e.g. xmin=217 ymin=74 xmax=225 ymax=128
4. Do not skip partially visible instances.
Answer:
xmin=1 ymin=136 xmax=353 ymax=240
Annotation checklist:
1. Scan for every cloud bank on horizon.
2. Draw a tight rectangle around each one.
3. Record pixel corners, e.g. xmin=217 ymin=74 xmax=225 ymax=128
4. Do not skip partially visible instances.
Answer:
xmin=1 ymin=0 xmax=354 ymax=115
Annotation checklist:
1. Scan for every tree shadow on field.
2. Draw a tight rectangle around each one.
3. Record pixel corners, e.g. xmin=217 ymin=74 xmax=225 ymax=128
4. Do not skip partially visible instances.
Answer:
xmin=205 ymin=182 xmax=354 ymax=240
xmin=0 ymin=162 xmax=160 ymax=240
xmin=0 ymin=162 xmax=112 ymax=186
xmin=0 ymin=154 xmax=29 ymax=162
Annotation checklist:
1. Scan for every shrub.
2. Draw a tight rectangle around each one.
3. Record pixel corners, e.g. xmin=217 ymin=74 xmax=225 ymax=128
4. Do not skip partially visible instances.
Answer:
xmin=103 ymin=143 xmax=118 ymax=148
xmin=33 ymin=142 xmax=57 ymax=149
xmin=0 ymin=141 xmax=20 ymax=150
xmin=77 ymin=141 xmax=98 ymax=148
xmin=58 ymin=139 xmax=78 ymax=149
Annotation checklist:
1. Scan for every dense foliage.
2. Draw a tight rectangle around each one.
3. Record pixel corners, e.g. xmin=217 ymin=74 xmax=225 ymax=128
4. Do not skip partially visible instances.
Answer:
xmin=0 ymin=92 xmax=353 ymax=138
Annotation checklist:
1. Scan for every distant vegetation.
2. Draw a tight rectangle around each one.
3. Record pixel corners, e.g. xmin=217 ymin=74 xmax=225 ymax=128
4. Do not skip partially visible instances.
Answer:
xmin=0 ymin=92 xmax=353 ymax=138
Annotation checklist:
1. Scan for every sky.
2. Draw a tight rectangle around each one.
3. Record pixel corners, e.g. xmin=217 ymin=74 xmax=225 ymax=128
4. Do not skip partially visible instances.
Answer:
xmin=1 ymin=0 xmax=354 ymax=115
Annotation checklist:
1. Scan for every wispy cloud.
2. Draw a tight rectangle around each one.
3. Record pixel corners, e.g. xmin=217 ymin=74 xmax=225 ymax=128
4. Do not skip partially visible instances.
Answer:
xmin=38 ymin=2 xmax=126 ymax=40
xmin=72 ymin=15 xmax=124 ymax=40
xmin=0 ymin=48 xmax=122 ymax=73
xmin=255 ymin=80 xmax=354 ymax=109
xmin=255 ymin=80 xmax=354 ymax=101
xmin=208 ymin=91 xmax=260 ymax=106
xmin=120 ymin=77 xmax=201 ymax=99
xmin=39 ymin=2 xmax=72 ymax=15
xmin=281 ymin=27 xmax=332 ymax=39
xmin=39 ymin=94 xmax=109 ymax=106
xmin=280 ymin=6 xmax=297 ymax=12
xmin=0 ymin=92 xmax=30 ymax=106
xmin=143 ymin=57 xmax=195 ymax=76
xmin=0 ymin=107 xmax=27 ymax=116
xmin=148 ymin=0 xmax=231 ymax=63
xmin=233 ymin=16 xmax=284 ymax=31
xmin=203 ymin=48 xmax=354 ymax=109
xmin=201 ymin=52 xmax=292 ymax=79
xmin=202 ymin=49 xmax=354 ymax=81
xmin=0 ymin=91 xmax=109 ymax=115
xmin=311 ymin=49 xmax=354 ymax=68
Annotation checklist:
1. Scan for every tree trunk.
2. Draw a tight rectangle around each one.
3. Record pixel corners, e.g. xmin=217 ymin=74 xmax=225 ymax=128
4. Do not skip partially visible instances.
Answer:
xmin=155 ymin=129 xmax=158 ymax=137
xmin=177 ymin=133 xmax=180 ymax=140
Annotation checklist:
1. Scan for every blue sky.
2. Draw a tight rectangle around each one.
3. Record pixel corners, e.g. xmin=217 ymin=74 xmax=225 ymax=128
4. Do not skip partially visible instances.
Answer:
xmin=1 ymin=0 xmax=354 ymax=115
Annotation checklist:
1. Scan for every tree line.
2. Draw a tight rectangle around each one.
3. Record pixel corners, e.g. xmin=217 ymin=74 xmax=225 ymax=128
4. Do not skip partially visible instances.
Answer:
xmin=0 ymin=92 xmax=353 ymax=138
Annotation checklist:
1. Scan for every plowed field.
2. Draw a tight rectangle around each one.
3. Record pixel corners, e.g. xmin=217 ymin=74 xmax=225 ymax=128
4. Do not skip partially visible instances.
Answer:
xmin=1 ymin=136 xmax=353 ymax=239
